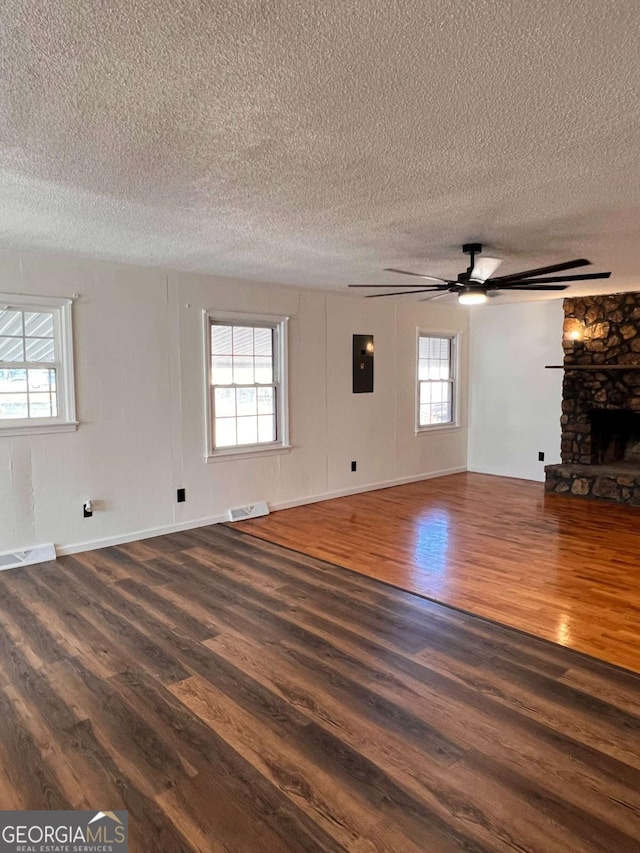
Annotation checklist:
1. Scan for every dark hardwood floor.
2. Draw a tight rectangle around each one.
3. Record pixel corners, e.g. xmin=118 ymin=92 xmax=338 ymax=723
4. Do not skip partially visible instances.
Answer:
xmin=1 ymin=523 xmax=639 ymax=851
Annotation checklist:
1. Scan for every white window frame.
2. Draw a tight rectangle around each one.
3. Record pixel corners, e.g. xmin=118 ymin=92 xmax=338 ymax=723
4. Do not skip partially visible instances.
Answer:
xmin=204 ymin=310 xmax=290 ymax=461
xmin=416 ymin=329 xmax=461 ymax=434
xmin=0 ymin=293 xmax=77 ymax=437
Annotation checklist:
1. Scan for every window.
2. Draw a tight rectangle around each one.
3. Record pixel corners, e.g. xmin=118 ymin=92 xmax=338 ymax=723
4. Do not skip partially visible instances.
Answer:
xmin=0 ymin=294 xmax=76 ymax=436
xmin=417 ymin=332 xmax=457 ymax=429
xmin=205 ymin=312 xmax=289 ymax=458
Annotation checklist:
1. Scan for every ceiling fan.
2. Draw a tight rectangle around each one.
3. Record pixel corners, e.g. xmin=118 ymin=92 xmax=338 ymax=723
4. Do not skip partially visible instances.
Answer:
xmin=349 ymin=243 xmax=611 ymax=305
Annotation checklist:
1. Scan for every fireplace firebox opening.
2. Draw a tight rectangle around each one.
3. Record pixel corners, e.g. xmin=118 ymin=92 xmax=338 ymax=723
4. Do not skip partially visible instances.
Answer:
xmin=589 ymin=409 xmax=640 ymax=466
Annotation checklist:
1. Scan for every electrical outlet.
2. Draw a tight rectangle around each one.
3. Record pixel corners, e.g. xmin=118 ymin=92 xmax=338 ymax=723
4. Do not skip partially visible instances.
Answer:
xmin=538 ymin=451 xmax=545 ymax=462
xmin=83 ymin=500 xmax=93 ymax=518
xmin=351 ymin=461 xmax=357 ymax=472
xmin=177 ymin=488 xmax=186 ymax=503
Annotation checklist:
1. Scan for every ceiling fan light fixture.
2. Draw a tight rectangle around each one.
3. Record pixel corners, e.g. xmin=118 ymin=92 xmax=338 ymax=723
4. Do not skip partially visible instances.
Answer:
xmin=458 ymin=286 xmax=488 ymax=305
xmin=351 ymin=246 xmax=609 ymax=302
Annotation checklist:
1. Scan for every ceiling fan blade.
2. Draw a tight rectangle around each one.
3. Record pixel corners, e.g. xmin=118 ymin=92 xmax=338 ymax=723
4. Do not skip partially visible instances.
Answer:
xmin=496 ymin=272 xmax=611 ymax=285
xmin=490 ymin=258 xmax=591 ymax=285
xmin=366 ymin=288 xmax=445 ymax=298
xmin=470 ymin=257 xmax=502 ymax=283
xmin=419 ymin=292 xmax=454 ymax=302
xmin=384 ymin=268 xmax=448 ymax=283
xmin=497 ymin=284 xmax=569 ymax=291
xmin=348 ymin=283 xmax=447 ymax=288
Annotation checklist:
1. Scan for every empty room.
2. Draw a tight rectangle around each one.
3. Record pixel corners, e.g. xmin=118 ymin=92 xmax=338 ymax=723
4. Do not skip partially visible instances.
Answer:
xmin=0 ymin=1 xmax=639 ymax=851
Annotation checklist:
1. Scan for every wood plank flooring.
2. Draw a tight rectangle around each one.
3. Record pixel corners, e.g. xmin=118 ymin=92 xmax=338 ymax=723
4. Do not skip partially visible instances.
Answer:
xmin=0 ymin=523 xmax=639 ymax=851
xmin=234 ymin=472 xmax=640 ymax=673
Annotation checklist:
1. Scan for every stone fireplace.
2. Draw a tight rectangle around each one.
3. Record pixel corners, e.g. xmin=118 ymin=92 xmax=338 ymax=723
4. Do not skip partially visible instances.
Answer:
xmin=545 ymin=292 xmax=640 ymax=504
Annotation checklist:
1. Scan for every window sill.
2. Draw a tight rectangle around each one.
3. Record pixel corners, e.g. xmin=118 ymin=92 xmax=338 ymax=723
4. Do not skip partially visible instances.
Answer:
xmin=415 ymin=423 xmax=462 ymax=436
xmin=0 ymin=421 xmax=78 ymax=438
xmin=206 ymin=444 xmax=292 ymax=463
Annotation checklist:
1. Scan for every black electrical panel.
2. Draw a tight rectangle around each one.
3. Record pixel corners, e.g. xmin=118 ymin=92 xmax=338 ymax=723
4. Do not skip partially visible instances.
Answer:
xmin=353 ymin=334 xmax=374 ymax=393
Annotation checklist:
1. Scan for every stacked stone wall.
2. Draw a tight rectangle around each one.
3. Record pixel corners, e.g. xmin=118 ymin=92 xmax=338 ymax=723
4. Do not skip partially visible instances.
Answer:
xmin=545 ymin=292 xmax=640 ymax=504
xmin=561 ymin=293 xmax=640 ymax=464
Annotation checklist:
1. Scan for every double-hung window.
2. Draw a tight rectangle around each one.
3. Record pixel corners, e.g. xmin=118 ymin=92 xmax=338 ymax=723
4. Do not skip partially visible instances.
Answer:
xmin=417 ymin=332 xmax=457 ymax=430
xmin=205 ymin=312 xmax=289 ymax=459
xmin=0 ymin=294 xmax=77 ymax=435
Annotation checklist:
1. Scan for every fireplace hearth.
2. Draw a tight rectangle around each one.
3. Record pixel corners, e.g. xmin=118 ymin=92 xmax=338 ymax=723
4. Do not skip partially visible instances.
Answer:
xmin=545 ymin=292 xmax=640 ymax=505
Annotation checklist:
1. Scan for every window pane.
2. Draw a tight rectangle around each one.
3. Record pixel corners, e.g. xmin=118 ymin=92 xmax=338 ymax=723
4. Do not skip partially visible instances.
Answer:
xmin=438 ymin=402 xmax=452 ymax=423
xmin=237 ymin=416 xmax=258 ymax=445
xmin=233 ymin=356 xmax=254 ymax=384
xmin=0 ymin=336 xmax=24 ymax=361
xmin=0 ymin=311 xmax=23 ymax=336
xmin=419 ymin=336 xmax=451 ymax=375
xmin=233 ymin=326 xmax=254 ymax=355
xmin=211 ymin=355 xmax=233 ymax=385
xmin=28 ymin=369 xmax=55 ymax=391
xmin=236 ymin=387 xmax=257 ymax=416
xmin=257 ymin=387 xmax=274 ymax=414
xmin=258 ymin=414 xmax=275 ymax=443
xmin=419 ymin=382 xmax=431 ymax=404
xmin=24 ymin=312 xmax=54 ymax=338
xmin=1 ymin=369 xmax=26 ymax=391
xmin=214 ymin=387 xmax=235 ymax=417
xmin=0 ymin=394 xmax=28 ymax=419
xmin=215 ymin=417 xmax=237 ymax=447
xmin=430 ymin=338 xmax=449 ymax=360
xmin=211 ymin=325 xmax=232 ymax=354
xmin=419 ymin=404 xmax=430 ymax=426
xmin=254 ymin=328 xmax=273 ymax=357
xmin=25 ymin=338 xmax=55 ymax=362
xmin=28 ymin=393 xmax=56 ymax=418
xmin=254 ymin=357 xmax=273 ymax=384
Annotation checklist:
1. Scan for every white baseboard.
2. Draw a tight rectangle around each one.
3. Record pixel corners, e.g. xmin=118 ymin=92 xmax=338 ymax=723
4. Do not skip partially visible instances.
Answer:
xmin=56 ymin=513 xmax=229 ymax=556
xmin=270 ymin=466 xmax=467 ymax=511
xmin=55 ymin=466 xmax=466 ymax=556
xmin=466 ymin=464 xmax=543 ymax=483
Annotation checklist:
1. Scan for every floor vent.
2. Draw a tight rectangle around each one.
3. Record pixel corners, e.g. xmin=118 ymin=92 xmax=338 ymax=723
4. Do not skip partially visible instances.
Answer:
xmin=0 ymin=543 xmax=57 ymax=572
xmin=227 ymin=501 xmax=269 ymax=522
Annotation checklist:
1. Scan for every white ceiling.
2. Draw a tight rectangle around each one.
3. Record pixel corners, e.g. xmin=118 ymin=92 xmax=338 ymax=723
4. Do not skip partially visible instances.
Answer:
xmin=0 ymin=0 xmax=639 ymax=300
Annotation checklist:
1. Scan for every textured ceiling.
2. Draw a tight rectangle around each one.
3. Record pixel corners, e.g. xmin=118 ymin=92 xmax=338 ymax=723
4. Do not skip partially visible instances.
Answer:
xmin=0 ymin=0 xmax=639 ymax=299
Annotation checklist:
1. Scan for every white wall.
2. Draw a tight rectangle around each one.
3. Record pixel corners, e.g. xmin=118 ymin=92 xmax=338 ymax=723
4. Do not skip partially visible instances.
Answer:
xmin=467 ymin=300 xmax=564 ymax=482
xmin=0 ymin=246 xmax=469 ymax=553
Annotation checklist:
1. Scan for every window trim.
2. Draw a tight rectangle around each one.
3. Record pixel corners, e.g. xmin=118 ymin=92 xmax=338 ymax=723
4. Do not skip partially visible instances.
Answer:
xmin=415 ymin=328 xmax=461 ymax=434
xmin=0 ymin=293 xmax=77 ymax=437
xmin=203 ymin=310 xmax=290 ymax=461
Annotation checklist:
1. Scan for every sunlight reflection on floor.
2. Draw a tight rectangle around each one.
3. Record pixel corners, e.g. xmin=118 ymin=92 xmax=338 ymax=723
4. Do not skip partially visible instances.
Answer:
xmin=556 ymin=613 xmax=572 ymax=647
xmin=412 ymin=509 xmax=451 ymax=595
